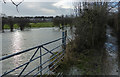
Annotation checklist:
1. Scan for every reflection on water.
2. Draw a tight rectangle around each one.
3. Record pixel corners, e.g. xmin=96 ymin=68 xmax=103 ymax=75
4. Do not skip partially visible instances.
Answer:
xmin=12 ymin=31 xmax=22 ymax=51
xmin=12 ymin=31 xmax=22 ymax=69
xmin=2 ymin=27 xmax=72 ymax=75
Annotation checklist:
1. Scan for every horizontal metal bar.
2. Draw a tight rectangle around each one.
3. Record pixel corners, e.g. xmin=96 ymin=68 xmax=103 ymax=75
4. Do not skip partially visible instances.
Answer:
xmin=0 ymin=47 xmax=38 ymax=61
xmin=44 ymin=55 xmax=64 ymax=75
xmin=50 ymin=44 xmax=63 ymax=52
xmin=42 ymin=46 xmax=54 ymax=55
xmin=24 ymin=50 xmax=64 ymax=77
xmin=2 ymin=44 xmax=63 ymax=76
xmin=42 ymin=38 xmax=62 ymax=46
xmin=0 ymin=38 xmax=62 ymax=61
xmin=51 ymin=55 xmax=64 ymax=72
xmin=33 ymin=52 xmax=64 ymax=77
xmin=1 ymin=51 xmax=49 ymax=76
xmin=51 ymin=65 xmax=59 ymax=72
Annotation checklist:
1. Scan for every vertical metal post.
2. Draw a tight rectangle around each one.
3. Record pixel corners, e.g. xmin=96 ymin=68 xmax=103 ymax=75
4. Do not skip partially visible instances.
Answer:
xmin=40 ymin=47 xmax=42 ymax=77
xmin=62 ymin=30 xmax=65 ymax=50
xmin=62 ymin=30 xmax=67 ymax=52
xmin=62 ymin=15 xmax=65 ymax=50
xmin=65 ymin=30 xmax=67 ymax=48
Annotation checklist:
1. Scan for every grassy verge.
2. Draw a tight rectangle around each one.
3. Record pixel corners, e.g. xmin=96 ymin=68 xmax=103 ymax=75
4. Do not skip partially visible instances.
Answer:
xmin=3 ymin=22 xmax=54 ymax=29
xmin=75 ymin=49 xmax=103 ymax=75
xmin=30 ymin=22 xmax=54 ymax=28
xmin=4 ymin=24 xmax=19 ymax=29
xmin=55 ymin=41 xmax=105 ymax=75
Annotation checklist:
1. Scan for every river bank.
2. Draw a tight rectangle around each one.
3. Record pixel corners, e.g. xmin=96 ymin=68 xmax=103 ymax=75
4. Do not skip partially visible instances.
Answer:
xmin=56 ymin=45 xmax=104 ymax=75
xmin=3 ymin=22 xmax=53 ymax=29
xmin=55 ymin=26 xmax=118 ymax=75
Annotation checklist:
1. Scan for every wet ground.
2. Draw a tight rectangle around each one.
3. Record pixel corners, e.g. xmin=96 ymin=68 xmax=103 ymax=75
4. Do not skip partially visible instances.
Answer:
xmin=104 ymin=26 xmax=118 ymax=75
xmin=64 ymin=26 xmax=119 ymax=75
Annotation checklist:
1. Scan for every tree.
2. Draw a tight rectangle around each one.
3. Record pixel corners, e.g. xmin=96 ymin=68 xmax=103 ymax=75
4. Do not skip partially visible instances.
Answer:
xmin=7 ymin=16 xmax=14 ymax=32
xmin=3 ymin=0 xmax=24 ymax=12
xmin=17 ymin=17 xmax=30 ymax=31
xmin=73 ymin=2 xmax=108 ymax=52
xmin=53 ymin=16 xmax=61 ymax=28
xmin=2 ymin=17 xmax=6 ymax=32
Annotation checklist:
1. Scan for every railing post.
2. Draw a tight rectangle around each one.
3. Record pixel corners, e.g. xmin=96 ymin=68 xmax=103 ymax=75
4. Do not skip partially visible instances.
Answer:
xmin=62 ymin=30 xmax=65 ymax=49
xmin=65 ymin=30 xmax=67 ymax=48
xmin=62 ymin=30 xmax=67 ymax=50
xmin=40 ymin=47 xmax=42 ymax=77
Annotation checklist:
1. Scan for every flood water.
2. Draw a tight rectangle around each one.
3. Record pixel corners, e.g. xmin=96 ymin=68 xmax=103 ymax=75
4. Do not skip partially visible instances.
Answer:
xmin=1 ymin=26 xmax=118 ymax=76
xmin=1 ymin=27 xmax=72 ymax=75
xmin=104 ymin=26 xmax=118 ymax=75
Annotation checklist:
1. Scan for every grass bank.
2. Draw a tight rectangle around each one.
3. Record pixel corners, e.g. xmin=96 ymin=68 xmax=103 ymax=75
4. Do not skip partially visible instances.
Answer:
xmin=30 ymin=22 xmax=53 ymax=28
xmin=4 ymin=24 xmax=19 ymax=29
xmin=3 ymin=22 xmax=54 ymax=29
xmin=55 ymin=41 xmax=105 ymax=75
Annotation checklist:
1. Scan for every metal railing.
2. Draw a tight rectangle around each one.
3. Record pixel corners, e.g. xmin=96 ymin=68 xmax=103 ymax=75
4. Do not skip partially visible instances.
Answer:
xmin=0 ymin=30 xmax=67 ymax=77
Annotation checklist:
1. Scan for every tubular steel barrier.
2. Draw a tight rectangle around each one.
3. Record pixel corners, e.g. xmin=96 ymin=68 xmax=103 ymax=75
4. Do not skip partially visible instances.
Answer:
xmin=0 ymin=30 xmax=67 ymax=77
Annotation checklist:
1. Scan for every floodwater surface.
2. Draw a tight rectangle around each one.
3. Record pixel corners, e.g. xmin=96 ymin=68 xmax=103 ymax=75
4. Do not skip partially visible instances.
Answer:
xmin=1 ymin=27 xmax=68 ymax=75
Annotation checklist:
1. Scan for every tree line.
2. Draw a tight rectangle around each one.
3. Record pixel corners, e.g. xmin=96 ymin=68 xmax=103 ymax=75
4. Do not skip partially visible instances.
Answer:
xmin=53 ymin=15 xmax=74 ymax=29
xmin=2 ymin=16 xmax=53 ymax=32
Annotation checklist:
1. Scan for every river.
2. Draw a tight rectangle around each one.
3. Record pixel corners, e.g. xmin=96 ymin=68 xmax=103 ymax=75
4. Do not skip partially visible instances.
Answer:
xmin=1 ymin=27 xmax=72 ymax=75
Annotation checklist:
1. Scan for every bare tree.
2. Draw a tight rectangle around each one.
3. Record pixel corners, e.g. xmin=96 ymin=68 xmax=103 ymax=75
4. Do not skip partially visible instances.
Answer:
xmin=2 ymin=0 xmax=24 ymax=12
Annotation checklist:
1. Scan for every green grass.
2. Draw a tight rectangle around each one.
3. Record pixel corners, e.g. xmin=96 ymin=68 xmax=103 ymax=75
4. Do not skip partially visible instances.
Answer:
xmin=14 ymin=24 xmax=19 ymax=29
xmin=4 ymin=24 xmax=10 ymax=29
xmin=30 ymin=22 xmax=54 ymax=28
xmin=4 ymin=24 xmax=19 ymax=29
xmin=55 ymin=42 xmax=104 ymax=75
xmin=75 ymin=49 xmax=103 ymax=75
xmin=3 ymin=22 xmax=54 ymax=29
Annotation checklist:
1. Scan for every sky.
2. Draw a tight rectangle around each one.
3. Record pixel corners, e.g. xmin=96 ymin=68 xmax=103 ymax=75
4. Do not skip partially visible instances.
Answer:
xmin=1 ymin=0 xmax=119 ymax=17
xmin=1 ymin=0 xmax=74 ymax=16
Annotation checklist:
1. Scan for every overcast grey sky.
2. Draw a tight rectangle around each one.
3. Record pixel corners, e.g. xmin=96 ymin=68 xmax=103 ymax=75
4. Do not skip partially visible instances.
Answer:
xmin=1 ymin=0 xmax=119 ymax=16
xmin=2 ymin=1 xmax=73 ymax=16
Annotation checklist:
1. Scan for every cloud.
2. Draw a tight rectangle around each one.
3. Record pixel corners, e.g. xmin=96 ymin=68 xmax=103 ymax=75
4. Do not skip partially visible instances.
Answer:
xmin=40 ymin=8 xmax=56 ymax=14
xmin=53 ymin=0 xmax=73 ymax=9
xmin=2 ymin=2 xmax=70 ymax=16
xmin=4 ymin=0 xmax=119 ymax=2
xmin=4 ymin=0 xmax=59 ymax=2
